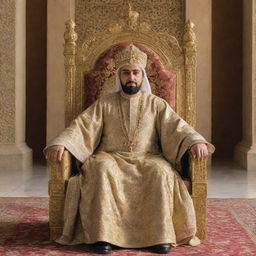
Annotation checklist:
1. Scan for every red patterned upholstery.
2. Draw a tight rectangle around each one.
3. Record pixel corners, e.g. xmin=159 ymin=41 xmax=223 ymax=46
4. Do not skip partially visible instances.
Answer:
xmin=84 ymin=42 xmax=176 ymax=109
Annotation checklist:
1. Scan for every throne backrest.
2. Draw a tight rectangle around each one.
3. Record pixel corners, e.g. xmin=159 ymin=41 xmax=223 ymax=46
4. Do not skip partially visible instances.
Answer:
xmin=83 ymin=42 xmax=176 ymax=109
xmin=63 ymin=19 xmax=197 ymax=128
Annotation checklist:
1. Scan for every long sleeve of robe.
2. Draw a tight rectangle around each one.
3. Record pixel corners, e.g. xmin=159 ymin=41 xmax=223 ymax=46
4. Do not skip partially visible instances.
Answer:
xmin=45 ymin=99 xmax=104 ymax=163
xmin=46 ymin=91 xmax=214 ymax=248
xmin=156 ymin=99 xmax=215 ymax=167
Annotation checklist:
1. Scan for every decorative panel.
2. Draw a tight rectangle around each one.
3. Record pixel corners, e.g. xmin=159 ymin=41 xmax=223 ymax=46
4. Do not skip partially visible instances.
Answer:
xmin=75 ymin=0 xmax=185 ymax=45
xmin=64 ymin=0 xmax=196 ymax=126
xmin=0 ymin=0 xmax=16 ymax=143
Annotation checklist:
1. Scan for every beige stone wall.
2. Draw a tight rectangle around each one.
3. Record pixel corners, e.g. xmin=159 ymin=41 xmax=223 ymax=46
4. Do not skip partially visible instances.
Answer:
xmin=186 ymin=0 xmax=212 ymax=141
xmin=47 ymin=0 xmax=75 ymax=143
xmin=234 ymin=0 xmax=256 ymax=170
xmin=0 ymin=0 xmax=32 ymax=171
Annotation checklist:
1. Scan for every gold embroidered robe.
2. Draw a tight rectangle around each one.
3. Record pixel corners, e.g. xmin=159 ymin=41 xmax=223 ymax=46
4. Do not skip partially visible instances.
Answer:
xmin=47 ymin=91 xmax=214 ymax=248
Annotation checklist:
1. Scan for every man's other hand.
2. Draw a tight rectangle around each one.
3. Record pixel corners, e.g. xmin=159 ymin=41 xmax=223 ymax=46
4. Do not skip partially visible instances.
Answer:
xmin=44 ymin=145 xmax=65 ymax=163
xmin=190 ymin=143 xmax=209 ymax=159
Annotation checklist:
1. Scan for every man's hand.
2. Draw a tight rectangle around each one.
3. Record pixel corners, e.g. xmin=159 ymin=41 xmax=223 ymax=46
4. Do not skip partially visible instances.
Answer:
xmin=44 ymin=145 xmax=65 ymax=163
xmin=190 ymin=143 xmax=209 ymax=159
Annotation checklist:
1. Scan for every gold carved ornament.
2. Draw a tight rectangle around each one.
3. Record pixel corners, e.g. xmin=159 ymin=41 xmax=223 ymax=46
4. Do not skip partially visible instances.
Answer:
xmin=64 ymin=19 xmax=78 ymax=126
xmin=115 ymin=44 xmax=147 ymax=69
xmin=183 ymin=20 xmax=196 ymax=128
xmin=58 ymin=3 xmax=206 ymax=241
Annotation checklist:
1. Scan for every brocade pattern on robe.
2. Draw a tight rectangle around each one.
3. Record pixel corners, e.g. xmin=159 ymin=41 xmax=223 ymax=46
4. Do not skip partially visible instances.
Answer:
xmin=47 ymin=91 xmax=214 ymax=248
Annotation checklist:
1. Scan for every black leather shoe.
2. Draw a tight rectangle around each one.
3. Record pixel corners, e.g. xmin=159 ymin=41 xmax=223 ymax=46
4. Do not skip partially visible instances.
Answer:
xmin=95 ymin=241 xmax=112 ymax=254
xmin=151 ymin=243 xmax=171 ymax=254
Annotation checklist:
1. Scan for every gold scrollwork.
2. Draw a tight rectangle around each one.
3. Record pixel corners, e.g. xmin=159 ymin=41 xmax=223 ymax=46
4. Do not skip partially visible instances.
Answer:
xmin=75 ymin=0 xmax=185 ymax=44
xmin=183 ymin=20 xmax=196 ymax=127
xmin=64 ymin=20 xmax=78 ymax=126
xmin=52 ymin=1 xmax=207 ymax=242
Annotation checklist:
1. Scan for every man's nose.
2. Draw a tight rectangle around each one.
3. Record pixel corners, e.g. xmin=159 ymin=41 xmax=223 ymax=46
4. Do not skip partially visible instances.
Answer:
xmin=128 ymin=72 xmax=135 ymax=80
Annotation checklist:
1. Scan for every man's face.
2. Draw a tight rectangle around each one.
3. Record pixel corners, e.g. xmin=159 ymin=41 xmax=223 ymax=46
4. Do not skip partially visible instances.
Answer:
xmin=119 ymin=64 xmax=143 ymax=95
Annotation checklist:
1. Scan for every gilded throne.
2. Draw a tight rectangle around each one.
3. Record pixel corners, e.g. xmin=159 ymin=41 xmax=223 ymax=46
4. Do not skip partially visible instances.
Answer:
xmin=48 ymin=18 xmax=209 ymax=242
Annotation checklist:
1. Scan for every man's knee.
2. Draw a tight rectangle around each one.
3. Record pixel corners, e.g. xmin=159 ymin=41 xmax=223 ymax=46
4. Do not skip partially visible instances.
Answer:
xmin=91 ymin=155 xmax=116 ymax=175
xmin=147 ymin=161 xmax=173 ymax=178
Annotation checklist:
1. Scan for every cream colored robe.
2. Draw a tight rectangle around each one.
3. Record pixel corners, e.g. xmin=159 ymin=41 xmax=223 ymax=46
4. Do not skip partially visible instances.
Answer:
xmin=47 ymin=91 xmax=214 ymax=248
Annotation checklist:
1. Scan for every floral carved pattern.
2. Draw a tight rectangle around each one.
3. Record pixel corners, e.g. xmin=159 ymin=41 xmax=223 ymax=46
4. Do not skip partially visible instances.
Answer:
xmin=0 ymin=0 xmax=16 ymax=143
xmin=68 ymin=1 xmax=185 ymax=122
xmin=75 ymin=0 xmax=185 ymax=45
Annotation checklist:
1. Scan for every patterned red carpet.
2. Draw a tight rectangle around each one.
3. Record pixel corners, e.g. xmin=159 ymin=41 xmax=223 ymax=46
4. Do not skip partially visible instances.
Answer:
xmin=0 ymin=198 xmax=256 ymax=255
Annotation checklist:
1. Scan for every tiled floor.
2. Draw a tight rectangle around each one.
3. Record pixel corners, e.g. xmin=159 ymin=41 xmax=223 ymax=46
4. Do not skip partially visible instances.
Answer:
xmin=208 ymin=158 xmax=256 ymax=198
xmin=0 ymin=158 xmax=255 ymax=198
xmin=0 ymin=160 xmax=49 ymax=197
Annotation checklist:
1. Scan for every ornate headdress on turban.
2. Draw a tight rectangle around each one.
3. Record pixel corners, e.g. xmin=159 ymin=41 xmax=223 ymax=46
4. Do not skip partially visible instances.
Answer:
xmin=110 ymin=44 xmax=152 ymax=94
xmin=115 ymin=44 xmax=147 ymax=69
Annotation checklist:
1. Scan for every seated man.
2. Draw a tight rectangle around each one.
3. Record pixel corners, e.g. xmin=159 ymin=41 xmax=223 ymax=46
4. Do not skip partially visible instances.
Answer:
xmin=44 ymin=44 xmax=214 ymax=254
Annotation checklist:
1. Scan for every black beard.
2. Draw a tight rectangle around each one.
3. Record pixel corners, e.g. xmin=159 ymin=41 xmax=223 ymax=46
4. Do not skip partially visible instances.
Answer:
xmin=121 ymin=81 xmax=142 ymax=95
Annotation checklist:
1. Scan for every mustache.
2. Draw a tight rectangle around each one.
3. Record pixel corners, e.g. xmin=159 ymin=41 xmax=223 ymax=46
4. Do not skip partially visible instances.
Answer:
xmin=125 ymin=81 xmax=138 ymax=86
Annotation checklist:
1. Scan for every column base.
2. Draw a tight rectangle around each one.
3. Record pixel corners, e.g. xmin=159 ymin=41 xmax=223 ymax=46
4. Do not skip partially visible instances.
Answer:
xmin=234 ymin=142 xmax=256 ymax=171
xmin=0 ymin=143 xmax=32 ymax=171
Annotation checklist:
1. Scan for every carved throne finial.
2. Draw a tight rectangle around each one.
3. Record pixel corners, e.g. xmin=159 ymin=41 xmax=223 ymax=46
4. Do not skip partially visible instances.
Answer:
xmin=127 ymin=2 xmax=139 ymax=30
xmin=64 ymin=19 xmax=78 ymax=46
xmin=108 ymin=1 xmax=141 ymax=33
xmin=183 ymin=20 xmax=196 ymax=48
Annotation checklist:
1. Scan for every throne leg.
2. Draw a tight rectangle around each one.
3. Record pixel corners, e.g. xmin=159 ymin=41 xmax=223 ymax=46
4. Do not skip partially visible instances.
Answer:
xmin=48 ymin=181 xmax=66 ymax=240
xmin=189 ymin=155 xmax=208 ymax=240
xmin=192 ymin=183 xmax=207 ymax=240
xmin=48 ymin=151 xmax=72 ymax=240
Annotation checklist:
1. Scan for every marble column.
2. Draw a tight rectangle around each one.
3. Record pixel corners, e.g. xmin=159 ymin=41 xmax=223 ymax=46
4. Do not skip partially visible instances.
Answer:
xmin=234 ymin=0 xmax=256 ymax=171
xmin=0 ymin=0 xmax=32 ymax=171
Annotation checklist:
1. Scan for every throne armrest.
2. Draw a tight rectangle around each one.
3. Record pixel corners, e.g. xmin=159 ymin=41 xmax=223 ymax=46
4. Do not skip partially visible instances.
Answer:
xmin=48 ymin=150 xmax=72 ymax=240
xmin=188 ymin=152 xmax=208 ymax=198
xmin=48 ymin=150 xmax=72 ymax=195
xmin=188 ymin=152 xmax=208 ymax=185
